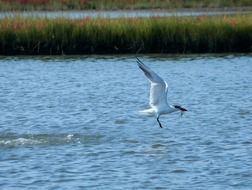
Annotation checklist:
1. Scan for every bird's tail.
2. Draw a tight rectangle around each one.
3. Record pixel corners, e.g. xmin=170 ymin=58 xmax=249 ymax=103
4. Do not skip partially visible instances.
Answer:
xmin=138 ymin=108 xmax=155 ymax=117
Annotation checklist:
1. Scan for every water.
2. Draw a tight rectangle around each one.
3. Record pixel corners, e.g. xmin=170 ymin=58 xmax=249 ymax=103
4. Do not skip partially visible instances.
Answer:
xmin=0 ymin=55 xmax=252 ymax=189
xmin=0 ymin=10 xmax=250 ymax=19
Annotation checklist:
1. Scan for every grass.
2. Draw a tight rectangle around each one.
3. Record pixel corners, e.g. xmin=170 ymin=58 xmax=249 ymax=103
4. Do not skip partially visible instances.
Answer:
xmin=0 ymin=15 xmax=251 ymax=55
xmin=0 ymin=0 xmax=252 ymax=11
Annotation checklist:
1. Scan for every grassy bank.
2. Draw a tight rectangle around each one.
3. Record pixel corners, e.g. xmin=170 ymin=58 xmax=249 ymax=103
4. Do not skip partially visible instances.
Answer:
xmin=0 ymin=0 xmax=252 ymax=11
xmin=0 ymin=15 xmax=251 ymax=55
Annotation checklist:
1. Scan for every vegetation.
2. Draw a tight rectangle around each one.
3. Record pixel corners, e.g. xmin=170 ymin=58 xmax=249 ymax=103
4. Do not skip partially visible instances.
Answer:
xmin=0 ymin=0 xmax=251 ymax=11
xmin=0 ymin=15 xmax=251 ymax=55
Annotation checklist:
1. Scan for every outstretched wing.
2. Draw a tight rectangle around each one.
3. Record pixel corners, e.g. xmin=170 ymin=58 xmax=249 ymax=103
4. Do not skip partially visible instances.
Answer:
xmin=137 ymin=58 xmax=168 ymax=108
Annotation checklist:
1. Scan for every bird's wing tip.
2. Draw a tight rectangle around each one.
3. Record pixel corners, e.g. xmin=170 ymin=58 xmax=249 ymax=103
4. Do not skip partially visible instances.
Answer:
xmin=136 ymin=57 xmax=145 ymax=68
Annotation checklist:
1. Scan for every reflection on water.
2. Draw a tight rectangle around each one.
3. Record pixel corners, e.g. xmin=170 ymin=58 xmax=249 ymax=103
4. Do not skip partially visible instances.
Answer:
xmin=0 ymin=55 xmax=252 ymax=189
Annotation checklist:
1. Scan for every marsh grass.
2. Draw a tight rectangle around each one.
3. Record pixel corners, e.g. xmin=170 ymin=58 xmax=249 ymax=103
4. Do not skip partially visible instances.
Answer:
xmin=0 ymin=15 xmax=251 ymax=55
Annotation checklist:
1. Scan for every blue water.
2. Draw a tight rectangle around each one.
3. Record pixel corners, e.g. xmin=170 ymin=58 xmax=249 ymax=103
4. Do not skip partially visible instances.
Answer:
xmin=0 ymin=10 xmax=250 ymax=19
xmin=0 ymin=55 xmax=252 ymax=189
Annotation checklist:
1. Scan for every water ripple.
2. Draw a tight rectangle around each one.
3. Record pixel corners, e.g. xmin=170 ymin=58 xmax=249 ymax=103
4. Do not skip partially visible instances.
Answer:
xmin=0 ymin=55 xmax=252 ymax=189
xmin=0 ymin=133 xmax=105 ymax=147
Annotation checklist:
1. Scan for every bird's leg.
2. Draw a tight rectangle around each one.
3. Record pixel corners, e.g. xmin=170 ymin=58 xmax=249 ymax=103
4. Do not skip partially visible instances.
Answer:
xmin=157 ymin=116 xmax=163 ymax=128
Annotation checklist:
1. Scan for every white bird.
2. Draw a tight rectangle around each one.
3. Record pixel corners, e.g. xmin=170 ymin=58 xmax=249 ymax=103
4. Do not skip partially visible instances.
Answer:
xmin=137 ymin=58 xmax=187 ymax=128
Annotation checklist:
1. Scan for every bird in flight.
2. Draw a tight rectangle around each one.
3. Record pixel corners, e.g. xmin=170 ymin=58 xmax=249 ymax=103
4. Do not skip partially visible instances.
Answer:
xmin=137 ymin=58 xmax=187 ymax=128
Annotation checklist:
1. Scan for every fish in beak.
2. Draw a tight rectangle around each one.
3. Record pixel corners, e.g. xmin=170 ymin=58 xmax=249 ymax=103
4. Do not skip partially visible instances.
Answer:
xmin=180 ymin=107 xmax=187 ymax=117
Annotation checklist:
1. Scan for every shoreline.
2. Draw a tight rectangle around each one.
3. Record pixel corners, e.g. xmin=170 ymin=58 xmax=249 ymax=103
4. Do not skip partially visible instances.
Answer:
xmin=0 ymin=7 xmax=252 ymax=12
xmin=0 ymin=0 xmax=251 ymax=11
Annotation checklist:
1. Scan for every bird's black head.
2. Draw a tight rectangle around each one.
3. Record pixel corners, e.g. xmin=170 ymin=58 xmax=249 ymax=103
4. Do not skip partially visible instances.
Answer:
xmin=174 ymin=105 xmax=188 ymax=112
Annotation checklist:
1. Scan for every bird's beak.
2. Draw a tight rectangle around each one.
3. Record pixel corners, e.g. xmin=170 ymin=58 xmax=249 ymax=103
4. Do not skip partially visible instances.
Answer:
xmin=179 ymin=107 xmax=187 ymax=112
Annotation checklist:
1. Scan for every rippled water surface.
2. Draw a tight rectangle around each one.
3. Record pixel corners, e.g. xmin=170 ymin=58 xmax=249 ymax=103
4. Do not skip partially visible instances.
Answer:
xmin=0 ymin=55 xmax=252 ymax=189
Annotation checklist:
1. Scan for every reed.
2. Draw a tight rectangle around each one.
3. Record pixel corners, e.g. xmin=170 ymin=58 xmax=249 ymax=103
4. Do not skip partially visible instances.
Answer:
xmin=0 ymin=0 xmax=251 ymax=11
xmin=0 ymin=15 xmax=251 ymax=55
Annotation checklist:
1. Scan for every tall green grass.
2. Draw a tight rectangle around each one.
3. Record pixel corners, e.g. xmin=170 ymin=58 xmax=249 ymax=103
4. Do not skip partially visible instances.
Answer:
xmin=0 ymin=15 xmax=251 ymax=55
xmin=0 ymin=0 xmax=251 ymax=11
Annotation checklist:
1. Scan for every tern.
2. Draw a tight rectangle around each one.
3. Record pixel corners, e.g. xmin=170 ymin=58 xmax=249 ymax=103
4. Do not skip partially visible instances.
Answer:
xmin=137 ymin=58 xmax=187 ymax=128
